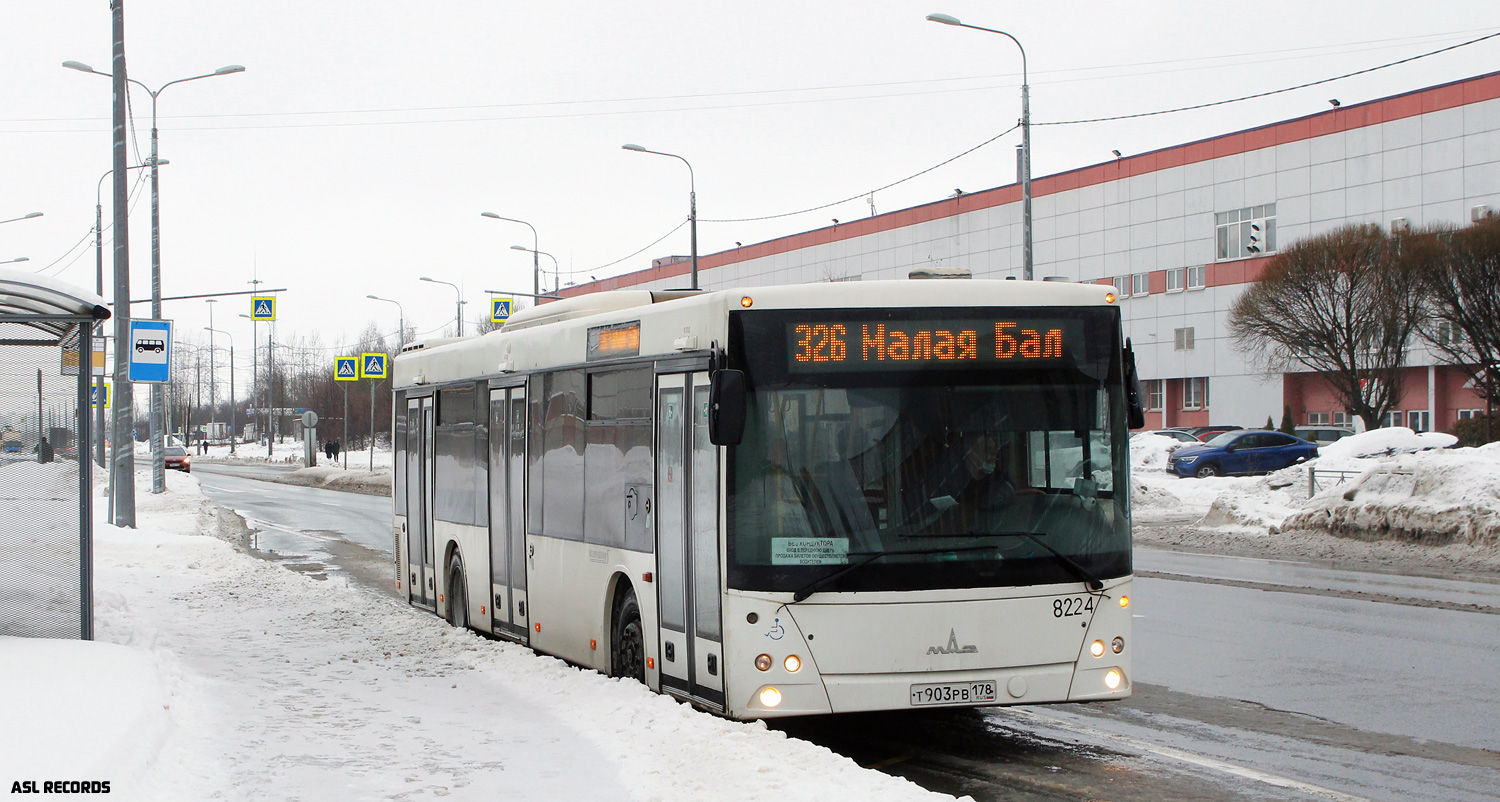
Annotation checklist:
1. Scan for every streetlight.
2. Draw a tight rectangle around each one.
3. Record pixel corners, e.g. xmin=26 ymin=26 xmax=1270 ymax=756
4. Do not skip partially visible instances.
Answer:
xmin=925 ymin=13 xmax=1032 ymax=281
xmin=508 ymin=246 xmax=560 ymax=295
xmin=367 ymin=295 xmax=406 ymax=350
xmin=0 ymin=257 xmax=28 ymax=265
xmin=0 ymin=212 xmax=43 ymax=226
xmin=64 ymin=58 xmax=245 ymax=493
xmin=479 ymin=212 xmax=541 ymax=304
xmin=204 ymin=325 xmax=236 ymax=455
xmin=622 ymin=144 xmax=698 ymax=290
xmin=419 ymin=277 xmax=466 ymax=337
xmin=205 ymin=299 xmax=218 ymax=449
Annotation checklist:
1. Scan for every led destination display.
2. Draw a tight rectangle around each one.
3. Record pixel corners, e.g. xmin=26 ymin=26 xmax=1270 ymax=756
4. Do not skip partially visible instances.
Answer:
xmin=787 ymin=318 xmax=1082 ymax=372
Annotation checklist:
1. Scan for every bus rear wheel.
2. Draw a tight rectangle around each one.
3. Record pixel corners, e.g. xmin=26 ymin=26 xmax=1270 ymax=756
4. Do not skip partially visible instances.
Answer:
xmin=611 ymin=588 xmax=645 ymax=684
xmin=446 ymin=554 xmax=469 ymax=630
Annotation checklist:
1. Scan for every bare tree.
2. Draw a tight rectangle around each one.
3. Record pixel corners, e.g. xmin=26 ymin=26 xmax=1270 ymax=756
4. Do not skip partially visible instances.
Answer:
xmin=1228 ymin=224 xmax=1426 ymax=430
xmin=1415 ymin=215 xmax=1500 ymax=406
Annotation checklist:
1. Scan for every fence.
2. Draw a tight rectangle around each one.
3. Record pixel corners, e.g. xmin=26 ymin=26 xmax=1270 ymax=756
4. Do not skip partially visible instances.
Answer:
xmin=0 ymin=273 xmax=106 ymax=640
xmin=1307 ymin=467 xmax=1366 ymax=497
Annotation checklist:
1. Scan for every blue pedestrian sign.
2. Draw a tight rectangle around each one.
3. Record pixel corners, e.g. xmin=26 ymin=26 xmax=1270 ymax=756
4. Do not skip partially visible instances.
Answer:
xmin=251 ymin=296 xmax=276 ymax=321
xmin=91 ymin=383 xmax=110 ymax=409
xmin=335 ymin=356 xmax=359 ymax=382
xmin=128 ymin=319 xmax=173 ymax=383
xmin=491 ymin=297 xmax=513 ymax=323
xmin=359 ymin=352 xmax=388 ymax=379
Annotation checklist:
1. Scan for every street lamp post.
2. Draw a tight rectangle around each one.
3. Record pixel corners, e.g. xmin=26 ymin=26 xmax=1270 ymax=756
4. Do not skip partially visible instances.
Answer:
xmin=205 ymin=325 xmax=235 ymax=454
xmin=479 ymin=212 xmax=540 ymax=305
xmin=205 ymin=300 xmax=218 ymax=446
xmin=508 ymin=246 xmax=560 ymax=295
xmin=622 ymin=144 xmax=698 ymax=290
xmin=419 ymin=276 xmax=466 ymax=337
xmin=0 ymin=212 xmax=43 ymax=226
xmin=367 ymin=295 xmax=406 ymax=350
xmin=64 ymin=59 xmax=246 ymax=492
xmin=925 ymin=13 xmax=1031 ymax=281
xmin=0 ymin=257 xmax=28 ymax=265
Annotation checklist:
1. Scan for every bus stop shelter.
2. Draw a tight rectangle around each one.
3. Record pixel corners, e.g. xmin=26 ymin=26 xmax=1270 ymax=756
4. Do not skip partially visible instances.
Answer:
xmin=0 ymin=269 xmax=109 ymax=640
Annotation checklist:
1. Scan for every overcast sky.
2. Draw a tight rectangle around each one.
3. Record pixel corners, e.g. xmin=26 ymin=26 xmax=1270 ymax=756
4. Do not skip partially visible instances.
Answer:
xmin=4 ymin=1 xmax=1499 ymax=375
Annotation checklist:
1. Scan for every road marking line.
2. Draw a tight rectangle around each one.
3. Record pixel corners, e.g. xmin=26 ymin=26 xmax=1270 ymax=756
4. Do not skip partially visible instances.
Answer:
xmin=253 ymin=520 xmax=340 ymax=544
xmin=1002 ymin=708 xmax=1373 ymax=802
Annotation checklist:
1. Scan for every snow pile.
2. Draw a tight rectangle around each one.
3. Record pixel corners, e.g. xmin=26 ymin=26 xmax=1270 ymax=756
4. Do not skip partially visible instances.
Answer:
xmin=1284 ymin=445 xmax=1500 ymax=547
xmin=1316 ymin=426 xmax=1457 ymax=463
xmin=1 ymin=463 xmax=958 ymax=802
xmin=1128 ymin=433 xmax=1187 ymax=471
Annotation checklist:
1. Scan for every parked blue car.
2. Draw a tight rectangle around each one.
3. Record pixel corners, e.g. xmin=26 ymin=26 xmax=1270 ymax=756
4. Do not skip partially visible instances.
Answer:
xmin=1167 ymin=430 xmax=1318 ymax=478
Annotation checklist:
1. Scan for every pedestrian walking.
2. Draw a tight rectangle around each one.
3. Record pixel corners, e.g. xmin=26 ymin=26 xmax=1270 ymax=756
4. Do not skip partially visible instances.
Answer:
xmin=34 ymin=437 xmax=53 ymax=464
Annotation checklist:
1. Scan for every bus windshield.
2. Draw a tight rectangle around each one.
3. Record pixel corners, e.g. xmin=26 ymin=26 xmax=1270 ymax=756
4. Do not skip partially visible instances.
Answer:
xmin=726 ymin=310 xmax=1131 ymax=594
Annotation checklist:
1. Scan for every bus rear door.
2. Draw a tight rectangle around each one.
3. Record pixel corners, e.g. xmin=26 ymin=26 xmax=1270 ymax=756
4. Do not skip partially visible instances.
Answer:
xmin=406 ymin=395 xmax=436 ymax=609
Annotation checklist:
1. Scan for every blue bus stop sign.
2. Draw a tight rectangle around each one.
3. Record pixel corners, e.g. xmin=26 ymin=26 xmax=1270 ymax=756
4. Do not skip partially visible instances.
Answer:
xmin=128 ymin=319 xmax=172 ymax=383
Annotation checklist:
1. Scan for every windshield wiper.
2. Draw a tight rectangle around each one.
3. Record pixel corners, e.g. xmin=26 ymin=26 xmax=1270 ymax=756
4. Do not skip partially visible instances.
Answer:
xmin=790 ymin=544 xmax=1003 ymax=603
xmin=900 ymin=530 xmax=1104 ymax=591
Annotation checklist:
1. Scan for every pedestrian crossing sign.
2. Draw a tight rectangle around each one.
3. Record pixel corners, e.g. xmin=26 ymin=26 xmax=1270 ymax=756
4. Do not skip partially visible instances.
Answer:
xmin=91 ymin=383 xmax=110 ymax=409
xmin=335 ymin=356 xmax=359 ymax=381
xmin=491 ymin=297 xmax=513 ymax=322
xmin=359 ymin=352 xmax=388 ymax=379
xmin=251 ymin=296 xmax=276 ymax=321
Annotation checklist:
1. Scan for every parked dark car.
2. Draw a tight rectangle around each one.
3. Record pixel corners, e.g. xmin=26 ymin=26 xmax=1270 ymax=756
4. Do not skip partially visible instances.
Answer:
xmin=1141 ymin=429 xmax=1203 ymax=444
xmin=1181 ymin=425 xmax=1244 ymax=441
xmin=1294 ymin=425 xmax=1356 ymax=446
xmin=163 ymin=445 xmax=191 ymax=473
xmin=1167 ymin=430 xmax=1318 ymax=478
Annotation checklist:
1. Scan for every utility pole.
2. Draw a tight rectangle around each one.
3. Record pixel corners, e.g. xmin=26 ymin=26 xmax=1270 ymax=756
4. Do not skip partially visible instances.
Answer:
xmin=109 ymin=0 xmax=135 ymax=527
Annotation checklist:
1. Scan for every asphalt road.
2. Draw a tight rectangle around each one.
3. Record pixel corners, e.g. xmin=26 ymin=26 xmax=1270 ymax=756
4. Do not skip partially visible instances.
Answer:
xmin=193 ymin=463 xmax=1500 ymax=802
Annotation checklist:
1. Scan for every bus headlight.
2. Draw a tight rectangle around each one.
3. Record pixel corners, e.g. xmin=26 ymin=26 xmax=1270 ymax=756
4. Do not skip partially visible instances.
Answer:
xmin=784 ymin=655 xmax=802 ymax=673
xmin=1112 ymin=637 xmax=1125 ymax=654
xmin=1089 ymin=640 xmax=1105 ymax=658
xmin=755 ymin=654 xmax=772 ymax=671
xmin=1105 ymin=669 xmax=1122 ymax=690
xmin=759 ymin=687 xmax=783 ymax=707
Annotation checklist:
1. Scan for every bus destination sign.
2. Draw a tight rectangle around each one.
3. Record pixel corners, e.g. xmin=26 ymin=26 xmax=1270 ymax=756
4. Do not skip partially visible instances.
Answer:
xmin=787 ymin=318 xmax=1081 ymax=372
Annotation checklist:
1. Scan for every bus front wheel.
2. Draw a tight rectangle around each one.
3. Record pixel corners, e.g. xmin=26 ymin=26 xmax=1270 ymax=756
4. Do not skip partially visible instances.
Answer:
xmin=611 ymin=588 xmax=645 ymax=684
xmin=446 ymin=554 xmax=469 ymax=630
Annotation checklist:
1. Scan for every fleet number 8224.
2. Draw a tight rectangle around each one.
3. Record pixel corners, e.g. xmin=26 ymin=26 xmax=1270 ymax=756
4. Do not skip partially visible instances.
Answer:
xmin=1053 ymin=596 xmax=1096 ymax=617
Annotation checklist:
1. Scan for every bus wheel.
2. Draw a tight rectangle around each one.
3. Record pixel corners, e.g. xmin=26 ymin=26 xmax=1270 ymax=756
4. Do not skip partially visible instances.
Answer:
xmin=446 ymin=554 xmax=469 ymax=630
xmin=611 ymin=589 xmax=646 ymax=684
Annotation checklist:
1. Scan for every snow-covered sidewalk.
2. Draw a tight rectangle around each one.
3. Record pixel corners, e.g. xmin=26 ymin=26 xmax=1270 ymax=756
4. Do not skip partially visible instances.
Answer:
xmin=3 ymin=470 xmax=955 ymax=802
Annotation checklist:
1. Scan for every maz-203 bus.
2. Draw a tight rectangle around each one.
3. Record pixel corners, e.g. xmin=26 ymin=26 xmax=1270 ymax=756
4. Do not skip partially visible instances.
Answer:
xmin=390 ymin=278 xmax=1145 ymax=719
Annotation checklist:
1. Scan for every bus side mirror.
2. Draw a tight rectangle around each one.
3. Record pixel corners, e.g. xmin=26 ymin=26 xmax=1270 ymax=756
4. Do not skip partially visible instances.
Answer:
xmin=1123 ymin=339 xmax=1146 ymax=430
xmin=709 ymin=369 xmax=746 ymax=446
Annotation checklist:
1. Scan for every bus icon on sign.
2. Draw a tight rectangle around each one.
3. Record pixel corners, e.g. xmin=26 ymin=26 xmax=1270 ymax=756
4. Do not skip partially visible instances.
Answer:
xmin=135 ymin=339 xmax=165 ymax=354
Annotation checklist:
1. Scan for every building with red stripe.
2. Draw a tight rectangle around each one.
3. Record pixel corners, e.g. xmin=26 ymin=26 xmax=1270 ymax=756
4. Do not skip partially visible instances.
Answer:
xmin=562 ymin=71 xmax=1500 ymax=433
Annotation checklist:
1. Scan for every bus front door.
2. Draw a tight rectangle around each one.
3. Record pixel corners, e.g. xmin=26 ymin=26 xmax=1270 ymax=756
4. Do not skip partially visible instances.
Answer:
xmin=655 ymin=371 xmax=724 ymax=712
xmin=406 ymin=395 xmax=436 ymax=609
xmin=488 ymin=385 xmax=529 ymax=643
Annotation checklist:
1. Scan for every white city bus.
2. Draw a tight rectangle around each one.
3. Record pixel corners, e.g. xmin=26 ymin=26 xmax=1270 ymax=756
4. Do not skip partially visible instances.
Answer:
xmin=390 ymin=278 xmax=1144 ymax=719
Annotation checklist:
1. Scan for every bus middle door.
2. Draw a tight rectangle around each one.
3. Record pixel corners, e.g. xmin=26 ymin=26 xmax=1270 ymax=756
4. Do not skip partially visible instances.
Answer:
xmin=655 ymin=371 xmax=724 ymax=712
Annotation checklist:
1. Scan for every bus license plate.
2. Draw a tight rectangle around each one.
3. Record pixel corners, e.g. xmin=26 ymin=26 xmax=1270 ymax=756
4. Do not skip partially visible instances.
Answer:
xmin=909 ymin=681 xmax=997 ymax=707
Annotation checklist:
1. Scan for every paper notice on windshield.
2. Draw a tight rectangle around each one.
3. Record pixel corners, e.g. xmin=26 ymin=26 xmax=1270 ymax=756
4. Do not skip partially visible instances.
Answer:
xmin=772 ymin=537 xmax=850 ymax=565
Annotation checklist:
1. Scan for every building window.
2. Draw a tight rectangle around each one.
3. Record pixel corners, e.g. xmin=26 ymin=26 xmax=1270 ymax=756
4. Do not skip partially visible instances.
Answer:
xmin=1332 ymin=411 xmax=1352 ymax=426
xmin=1384 ymin=410 xmax=1404 ymax=428
xmin=1173 ymin=327 xmax=1195 ymax=350
xmin=1308 ymin=412 xmax=1330 ymax=425
xmin=1408 ymin=411 xmax=1431 ymax=432
xmin=1112 ymin=276 xmax=1129 ymax=298
xmin=1434 ymin=321 xmax=1465 ymax=347
xmin=1131 ymin=273 xmax=1149 ymax=297
xmin=1187 ymin=264 xmax=1206 ymax=290
xmin=1182 ymin=377 xmax=1208 ymax=410
xmin=1166 ymin=268 xmax=1185 ymax=293
xmin=1215 ymin=204 xmax=1277 ymax=260
xmin=1146 ymin=380 xmax=1164 ymax=411
xmin=1458 ymin=409 xmax=1483 ymax=420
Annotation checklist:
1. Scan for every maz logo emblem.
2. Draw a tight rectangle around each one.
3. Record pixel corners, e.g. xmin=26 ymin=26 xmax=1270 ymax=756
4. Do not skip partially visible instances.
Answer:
xmin=927 ymin=629 xmax=978 ymax=655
